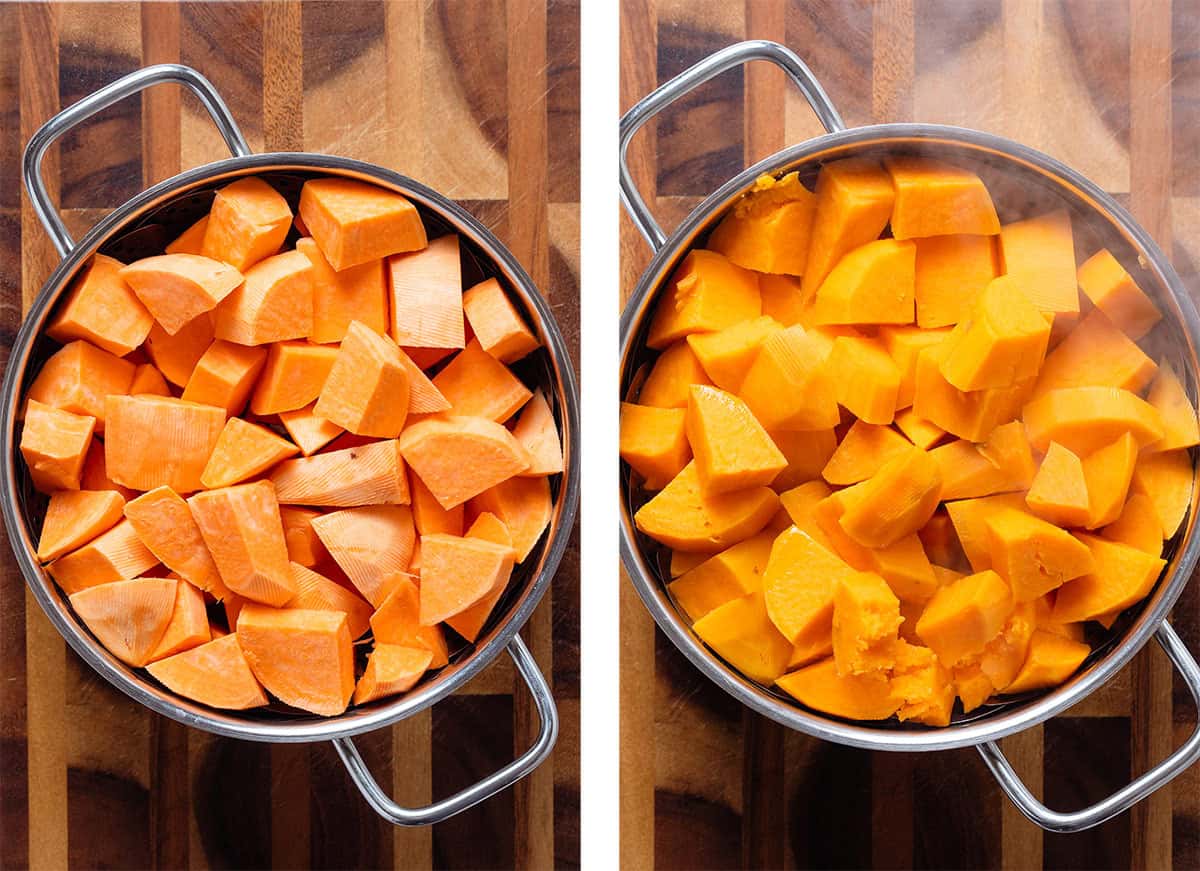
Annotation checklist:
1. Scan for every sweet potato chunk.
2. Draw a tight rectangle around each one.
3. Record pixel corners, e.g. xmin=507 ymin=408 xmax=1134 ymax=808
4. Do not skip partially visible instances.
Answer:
xmin=388 ymin=234 xmax=464 ymax=349
xmin=20 ymin=400 xmax=95 ymax=492
xmin=104 ymin=396 xmax=225 ymax=493
xmin=120 ymin=254 xmax=244 ymax=335
xmin=299 ymin=177 xmax=427 ymax=271
xmin=47 ymin=254 xmax=153 ymax=356
xmin=201 ymin=177 xmax=292 ymax=272
xmin=213 ymin=250 xmax=313 ymax=345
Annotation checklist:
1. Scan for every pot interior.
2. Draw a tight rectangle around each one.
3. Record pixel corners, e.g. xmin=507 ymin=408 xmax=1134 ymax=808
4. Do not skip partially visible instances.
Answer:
xmin=13 ymin=161 xmax=574 ymax=737
xmin=621 ymin=132 xmax=1200 ymax=742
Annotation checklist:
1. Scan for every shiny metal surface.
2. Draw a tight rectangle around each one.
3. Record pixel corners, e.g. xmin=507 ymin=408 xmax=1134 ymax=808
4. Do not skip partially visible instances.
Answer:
xmin=619 ymin=41 xmax=1200 ymax=829
xmin=6 ymin=65 xmax=578 ymax=826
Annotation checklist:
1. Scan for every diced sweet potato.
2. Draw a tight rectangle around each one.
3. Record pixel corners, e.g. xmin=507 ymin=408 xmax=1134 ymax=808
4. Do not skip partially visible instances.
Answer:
xmin=104 ymin=396 xmax=225 ymax=493
xmin=1023 ymin=386 xmax=1164 ymax=456
xmin=827 ymin=336 xmax=901 ymax=424
xmin=418 ymin=533 xmax=514 ymax=625
xmin=27 ymin=340 xmax=135 ymax=430
xmin=1032 ymin=309 xmax=1157 ymax=399
xmin=147 ymin=633 xmax=268 ymax=710
xmin=776 ymin=657 xmax=900 ymax=719
xmin=1052 ymin=534 xmax=1165 ymax=623
xmin=879 ymin=324 xmax=950 ymax=409
xmin=809 ymin=239 xmax=916 ymax=326
xmin=313 ymin=321 xmax=410 ymax=437
xmin=1146 ymin=363 xmax=1200 ymax=452
xmin=1003 ymin=630 xmax=1090 ymax=694
xmin=890 ymin=640 xmax=955 ymax=726
xmin=461 ymin=277 xmax=540 ymax=363
xmin=166 ymin=215 xmax=209 ymax=256
xmin=646 ymin=250 xmax=761 ymax=349
xmin=410 ymin=473 xmax=465 ymax=537
xmin=707 ymin=172 xmax=816 ymax=275
xmin=913 ymin=234 xmax=997 ymax=329
xmin=431 ymin=338 xmax=532 ymax=423
xmin=129 ymin=363 xmax=170 ymax=396
xmin=831 ymin=571 xmax=901 ymax=676
xmin=279 ymin=506 xmax=329 ymax=566
xmin=944 ymin=493 xmax=1028 ymax=573
xmin=200 ymin=417 xmax=300 ymax=489
xmin=1101 ymin=492 xmax=1164 ymax=556
xmin=1081 ymin=433 xmax=1137 ymax=529
xmin=354 ymin=644 xmax=434 ymax=704
xmin=1130 ymin=449 xmax=1193 ymax=539
xmin=1076 ymin=248 xmax=1161 ymax=340
xmin=296 ymin=237 xmax=388 ymax=344
xmin=48 ymin=254 xmax=153 ymax=356
xmin=758 ymin=274 xmax=805 ymax=326
xmin=468 ymin=475 xmax=553 ymax=562
xmin=668 ymin=532 xmax=775 ymax=621
xmin=686 ymin=316 xmax=780 ymax=393
xmin=289 ymin=562 xmax=373 ymax=639
xmin=278 ymin=403 xmax=344 ymax=456
xmin=984 ymin=507 xmax=1094 ymax=601
xmin=269 ymin=439 xmax=409 ymax=507
xmin=838 ymin=448 xmax=942 ymax=548
xmin=20 ymin=399 xmax=95 ymax=492
xmin=188 ymin=481 xmax=296 ymax=606
xmin=249 ymin=340 xmax=339 ymax=416
xmin=821 ymin=422 xmax=909 ymax=486
xmin=738 ymin=325 xmax=839 ymax=431
xmin=144 ymin=314 xmax=214 ymax=387
xmin=69 ymin=577 xmax=177 ymax=667
xmin=399 ymin=416 xmax=531 ymax=510
xmin=370 ymin=576 xmax=449 ymax=666
xmin=124 ymin=486 xmax=228 ymax=598
xmin=299 ymin=177 xmax=427 ymax=271
xmin=633 ymin=462 xmax=778 ymax=553
xmin=638 ymin=341 xmax=712 ymax=408
xmin=938 ymin=276 xmax=1050 ymax=391
xmin=80 ymin=440 xmax=136 ymax=500
xmin=686 ymin=385 xmax=786 ymax=494
xmin=47 ymin=519 xmax=159 ymax=594
xmin=999 ymin=210 xmax=1079 ymax=314
xmin=120 ymin=254 xmax=244 ymax=335
xmin=621 ymin=403 xmax=693 ymax=489
xmin=37 ymin=490 xmax=125 ymax=563
xmin=886 ymin=156 xmax=1000 ymax=239
xmin=213 ymin=250 xmax=313 ymax=345
xmin=770 ymin=428 xmax=838 ymax=491
xmin=181 ymin=340 xmax=268 ymax=415
xmin=762 ymin=527 xmax=858 ymax=650
xmin=915 ymin=569 xmax=1013 ymax=665
xmin=201 ymin=177 xmax=292 ymax=272
xmin=1026 ymin=442 xmax=1090 ymax=528
xmin=311 ymin=506 xmax=416 ymax=607
xmin=388 ymin=234 xmax=464 ymax=350
xmin=147 ymin=579 xmax=211 ymax=661
xmin=692 ymin=591 xmax=794 ymax=684
xmin=511 ymin=390 xmax=563 ymax=477
xmin=913 ymin=342 xmax=1034 ymax=441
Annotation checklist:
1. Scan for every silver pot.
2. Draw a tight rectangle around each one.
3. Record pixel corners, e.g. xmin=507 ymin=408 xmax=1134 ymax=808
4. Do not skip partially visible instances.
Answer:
xmin=619 ymin=40 xmax=1200 ymax=833
xmin=4 ymin=64 xmax=580 ymax=826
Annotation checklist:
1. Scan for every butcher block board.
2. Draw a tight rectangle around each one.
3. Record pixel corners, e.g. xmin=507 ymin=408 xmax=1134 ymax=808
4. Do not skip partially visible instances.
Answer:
xmin=619 ymin=1 xmax=1199 ymax=868
xmin=0 ymin=2 xmax=580 ymax=869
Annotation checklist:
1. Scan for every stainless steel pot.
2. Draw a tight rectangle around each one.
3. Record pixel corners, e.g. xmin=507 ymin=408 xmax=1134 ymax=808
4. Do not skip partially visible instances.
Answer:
xmin=619 ymin=40 xmax=1200 ymax=833
xmin=4 ymin=64 xmax=580 ymax=826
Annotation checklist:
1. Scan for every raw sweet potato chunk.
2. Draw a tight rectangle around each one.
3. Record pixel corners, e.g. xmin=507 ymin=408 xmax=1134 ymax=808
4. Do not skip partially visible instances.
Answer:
xmin=37 ymin=489 xmax=125 ymax=562
xmin=685 ymin=385 xmax=786 ymax=494
xmin=646 ymin=249 xmax=761 ymax=349
xmin=20 ymin=400 xmax=95 ymax=492
xmin=80 ymin=440 xmax=136 ymax=500
xmin=289 ymin=562 xmax=373 ymax=639
xmin=120 ymin=254 xmax=244 ymax=335
xmin=69 ymin=577 xmax=177 ymax=667
xmin=201 ymin=417 xmax=299 ymax=489
xmin=144 ymin=315 xmax=213 ymax=387
xmin=279 ymin=506 xmax=329 ymax=566
xmin=418 ymin=533 xmax=514 ymax=625
xmin=166 ymin=215 xmax=209 ymax=256
xmin=633 ymin=462 xmax=778 ymax=553
xmin=410 ymin=474 xmax=465 ymax=537
xmin=314 ymin=321 xmax=410 ymax=437
xmin=388 ymin=234 xmax=464 ymax=350
xmin=27 ymin=340 xmax=135 ymax=429
xmin=269 ymin=439 xmax=410 ymax=507
xmin=236 ymin=604 xmax=355 ymax=716
xmin=47 ymin=254 xmax=153 ymax=356
xmin=431 ymin=339 xmax=532 ymax=423
xmin=148 ymin=579 xmax=211 ymax=661
xmin=201 ymin=177 xmax=292 ymax=272
xmin=707 ymin=172 xmax=816 ymax=276
xmin=295 ymin=237 xmax=388 ymax=344
xmin=250 ymin=340 xmax=339 ymax=415
xmin=181 ymin=340 xmax=268 ymax=415
xmin=130 ymin=363 xmax=170 ymax=396
xmin=353 ymin=644 xmax=434 ymax=704
xmin=311 ymin=506 xmax=416 ymax=607
xmin=188 ymin=481 xmax=296 ymax=606
xmin=1076 ymin=248 xmax=1161 ymax=340
xmin=214 ymin=250 xmax=313 ymax=345
xmin=511 ymin=390 xmax=564 ymax=477
xmin=469 ymin=475 xmax=554 ymax=562
xmin=147 ymin=633 xmax=268 ymax=710
xmin=370 ymin=577 xmax=449 ymax=666
xmin=299 ymin=177 xmax=427 ymax=272
xmin=278 ymin=403 xmax=344 ymax=456
xmin=124 ymin=486 xmax=227 ymax=598
xmin=461 ymin=277 xmax=540 ymax=363
xmin=47 ymin=518 xmax=159 ymax=594
xmin=104 ymin=396 xmax=225 ymax=493
xmin=886 ymin=156 xmax=1000 ymax=239
xmin=400 ymin=417 xmax=531 ymax=510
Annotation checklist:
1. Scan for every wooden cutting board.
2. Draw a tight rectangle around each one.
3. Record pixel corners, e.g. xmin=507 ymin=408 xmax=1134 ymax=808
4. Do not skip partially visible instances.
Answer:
xmin=0 ymin=2 xmax=580 ymax=868
xmin=620 ymin=1 xmax=1200 ymax=868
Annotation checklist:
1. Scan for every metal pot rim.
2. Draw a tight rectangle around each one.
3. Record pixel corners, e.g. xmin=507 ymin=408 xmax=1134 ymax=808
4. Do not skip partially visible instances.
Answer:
xmin=619 ymin=120 xmax=1200 ymax=752
xmin=4 ymin=150 xmax=581 ymax=744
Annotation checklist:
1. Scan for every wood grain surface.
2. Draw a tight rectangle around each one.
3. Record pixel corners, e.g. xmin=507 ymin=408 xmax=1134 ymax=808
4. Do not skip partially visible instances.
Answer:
xmin=0 ymin=2 xmax=580 ymax=869
xmin=619 ymin=2 xmax=1200 ymax=869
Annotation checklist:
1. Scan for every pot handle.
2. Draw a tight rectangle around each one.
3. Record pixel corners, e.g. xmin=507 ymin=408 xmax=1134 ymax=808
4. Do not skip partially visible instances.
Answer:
xmin=23 ymin=63 xmax=251 ymax=258
xmin=619 ymin=39 xmax=845 ymax=250
xmin=332 ymin=634 xmax=558 ymax=826
xmin=978 ymin=621 xmax=1200 ymax=833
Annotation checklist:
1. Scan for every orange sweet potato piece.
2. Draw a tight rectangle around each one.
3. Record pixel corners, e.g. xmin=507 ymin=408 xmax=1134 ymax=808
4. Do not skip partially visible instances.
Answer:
xmin=1026 ymin=442 xmax=1090 ymax=528
xmin=27 ymin=340 xmax=135 ymax=429
xmin=354 ymin=644 xmax=434 ymax=704
xmin=36 ymin=490 xmax=125 ymax=563
xmin=278 ymin=403 xmax=344 ymax=456
xmin=761 ymin=527 xmax=858 ymax=648
xmin=1146 ymin=363 xmax=1200 ymax=452
xmin=633 ymin=462 xmax=778 ymax=553
xmin=200 ymin=417 xmax=300 ymax=489
xmin=891 ymin=640 xmax=956 ymax=726
xmin=400 ymin=416 xmax=530 ymax=510
xmin=147 ymin=633 xmax=268 ymax=710
xmin=938 ymin=275 xmax=1050 ymax=391
xmin=289 ymin=562 xmax=373 ymax=639
xmin=879 ymin=324 xmax=951 ymax=409
xmin=269 ymin=439 xmax=410 ymax=507
xmin=638 ymin=340 xmax=712 ymax=408
xmin=511 ymin=390 xmax=563 ymax=477
xmin=311 ymin=506 xmax=416 ymax=607
xmin=1076 ymin=248 xmax=1161 ymax=340
xmin=442 ymin=513 xmax=518 ymax=641
xmin=370 ymin=576 xmax=449 ymax=664
xmin=646 ymin=249 xmax=761 ymax=349
xmin=249 ymin=340 xmax=339 ymax=416
xmin=809 ymin=238 xmax=916 ymax=326
xmin=1101 ymin=492 xmax=1163 ymax=556
xmin=1052 ymin=534 xmax=1164 ymax=624
xmin=913 ymin=234 xmax=998 ymax=329
xmin=299 ymin=177 xmax=427 ymax=272
xmin=1081 ymin=433 xmax=1137 ymax=529
xmin=461 ymin=277 xmax=540 ymax=363
xmin=20 ymin=400 xmax=94 ymax=492
xmin=686 ymin=385 xmax=786 ymax=494
xmin=838 ymin=448 xmax=943 ymax=548
xmin=770 ymin=428 xmax=838 ymax=491
xmin=279 ymin=506 xmax=328 ymax=566
xmin=984 ymin=508 xmax=1094 ymax=602
xmin=469 ymin=475 xmax=553 ymax=562
xmin=388 ymin=234 xmax=464 ymax=349
xmin=431 ymin=338 xmax=532 ymax=423
xmin=686 ymin=316 xmax=780 ymax=393
xmin=886 ymin=156 xmax=1000 ymax=239
xmin=913 ymin=343 xmax=1034 ymax=442
xmin=944 ymin=493 xmax=1028 ymax=573
xmin=418 ymin=533 xmax=514 ymax=625
xmin=831 ymin=571 xmax=902 ymax=676
xmin=180 ymin=340 xmax=268 ymax=415
xmin=759 ymin=274 xmax=806 ymax=326
xmin=916 ymin=569 xmax=1013 ymax=665
xmin=47 ymin=518 xmax=159 ymax=594
xmin=201 ymin=177 xmax=292 ymax=271
xmin=188 ymin=481 xmax=296 ymax=606
xmin=313 ymin=321 xmax=410 ymax=437
xmin=144 ymin=314 xmax=214 ymax=387
xmin=707 ymin=172 xmax=816 ymax=275
xmin=1130 ymin=449 xmax=1193 ymax=539
xmin=236 ymin=604 xmax=355 ymax=716
xmin=147 ymin=579 xmax=212 ymax=661
xmin=894 ymin=410 xmax=946 ymax=451
xmin=801 ymin=158 xmax=896 ymax=302
xmin=213 ymin=250 xmax=313 ymax=345
xmin=104 ymin=396 xmax=225 ymax=493
xmin=124 ymin=486 xmax=227 ymax=598
xmin=693 ymin=591 xmax=794 ymax=684
xmin=129 ymin=363 xmax=170 ymax=396
xmin=47 ymin=254 xmax=153 ymax=356
xmin=668 ymin=531 xmax=775 ymax=621
xmin=999 ymin=210 xmax=1079 ymax=314
xmin=295 ymin=236 xmax=387 ymax=344
xmin=828 ymin=336 xmax=902 ymax=424
xmin=738 ymin=325 xmax=839 ymax=431
xmin=120 ymin=254 xmax=244 ymax=335
xmin=822 ymin=422 xmax=910 ymax=486
xmin=1022 ymin=386 xmax=1164 ymax=456
xmin=410 ymin=473 xmax=465 ymax=537
xmin=1033 ymin=310 xmax=1157 ymax=401
xmin=620 ymin=403 xmax=690 ymax=489
xmin=1002 ymin=629 xmax=1090 ymax=694
xmin=166 ymin=215 xmax=209 ymax=256
xmin=776 ymin=657 xmax=900 ymax=719
xmin=69 ymin=577 xmax=177 ymax=667
xmin=80 ymin=440 xmax=136 ymax=500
